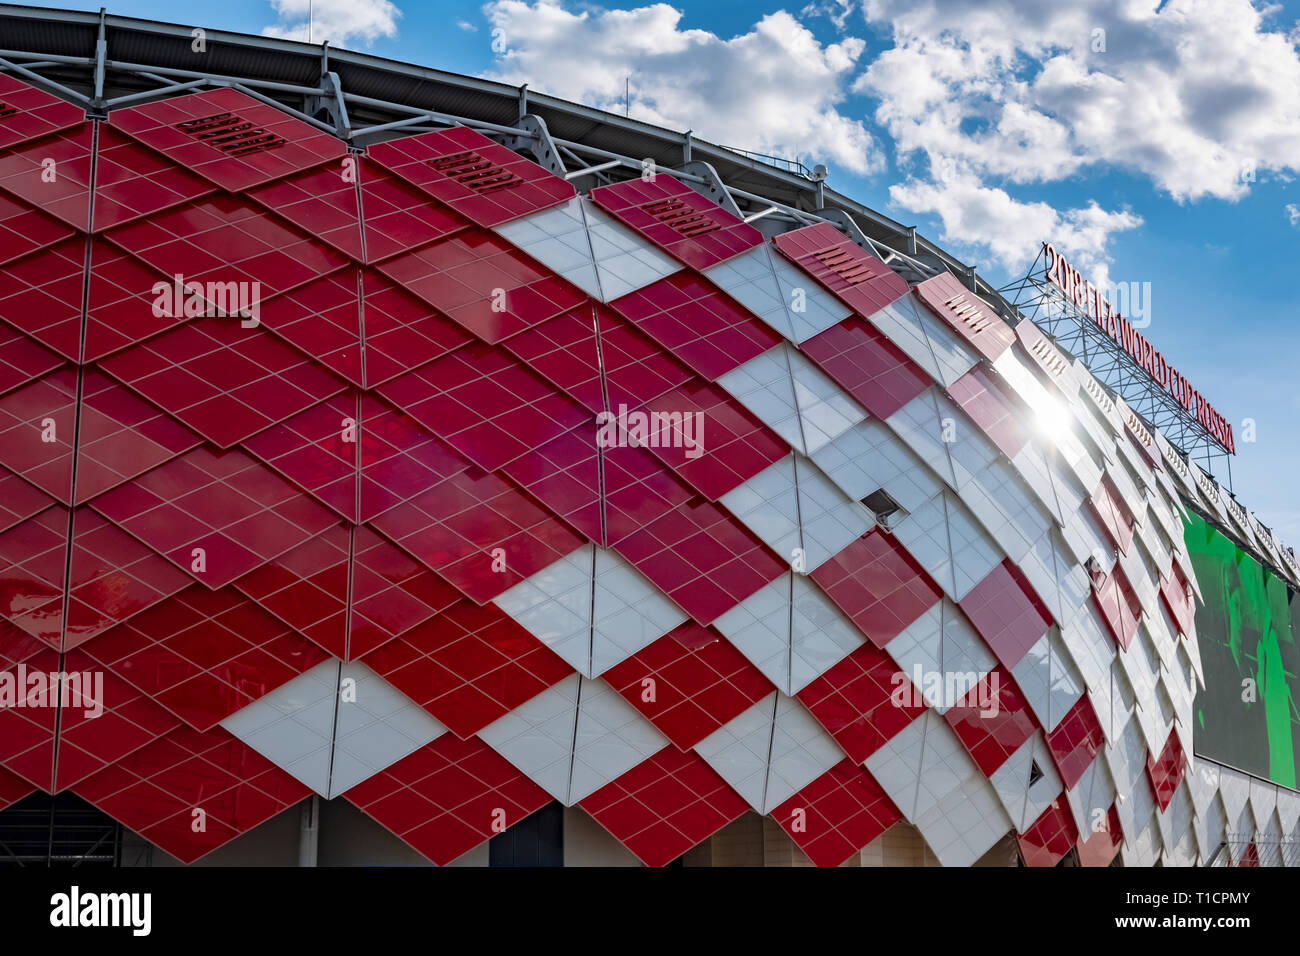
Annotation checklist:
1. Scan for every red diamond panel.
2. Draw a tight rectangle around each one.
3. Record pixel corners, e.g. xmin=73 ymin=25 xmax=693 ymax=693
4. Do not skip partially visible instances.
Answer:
xmin=246 ymin=162 xmax=364 ymax=260
xmin=1076 ymin=803 xmax=1123 ymax=867
xmin=604 ymin=444 xmax=784 ymax=625
xmin=366 ymin=456 xmax=584 ymax=605
xmin=366 ymin=125 xmax=574 ymax=228
xmin=360 ymin=269 xmax=472 ymax=387
xmin=349 ymin=526 xmax=463 ymax=660
xmin=0 ymin=765 xmax=34 ymax=811
xmin=943 ymin=667 xmax=1037 ymax=777
xmin=1046 ymin=694 xmax=1103 ymax=789
xmin=89 ymin=447 xmax=339 ymax=588
xmin=0 ymin=506 xmax=67 ymax=648
xmin=257 ymin=268 xmax=363 ymax=385
xmin=73 ymin=724 xmax=312 ymax=863
xmin=773 ymin=759 xmax=902 ymax=867
xmin=603 ymin=621 xmax=774 ymax=750
xmin=609 ymin=270 xmax=780 ymax=381
xmin=958 ymin=559 xmax=1053 ymax=671
xmin=104 ymin=194 xmax=349 ymax=301
xmin=66 ymin=508 xmax=191 ymax=651
xmin=0 ymin=238 xmax=84 ymax=361
xmin=76 ymin=370 xmax=201 ymax=503
xmin=358 ymin=395 xmax=471 ymax=523
xmin=81 ymin=585 xmax=331 ymax=731
xmin=0 ymin=471 xmax=51 ymax=536
xmin=947 ymin=364 xmax=1029 ymax=459
xmin=0 ymin=73 xmax=86 ymax=150
xmin=241 ymin=392 xmax=358 ymax=521
xmin=344 ymin=733 xmax=552 ymax=865
xmin=361 ymin=599 xmax=573 ymax=738
xmin=1090 ymin=474 xmax=1136 ymax=556
xmin=0 ymin=122 xmax=93 ymax=230
xmin=84 ymin=238 xmax=189 ymax=362
xmin=0 ymin=325 xmax=62 ymax=398
xmin=579 ymin=746 xmax=749 ymax=866
xmin=234 ymin=524 xmax=350 ymax=659
xmin=772 ymin=223 xmax=909 ymax=316
xmin=1159 ymin=564 xmax=1195 ymax=638
xmin=91 ymin=124 xmax=215 ymax=231
xmin=0 ymin=190 xmax=74 ymax=267
xmin=499 ymin=421 xmax=603 ymax=544
xmin=913 ymin=271 xmax=1016 ymax=364
xmin=358 ymin=160 xmax=469 ymax=262
xmin=100 ymin=319 xmax=345 ymax=448
xmin=1017 ymin=798 xmax=1079 ymax=867
xmin=1091 ymin=562 xmax=1141 ymax=651
xmin=590 ymin=176 xmax=762 ymax=270
xmin=0 ymin=648 xmax=58 ymax=788
xmin=52 ymin=648 xmax=183 ymax=791
xmin=110 ymin=87 xmax=347 ymax=192
xmin=810 ymin=529 xmax=942 ymax=648
xmin=800 ymin=316 xmax=931 ymax=420
xmin=0 ymin=367 xmax=76 ymax=501
xmin=796 ymin=639 xmax=925 ymax=763
xmin=627 ymin=377 xmax=788 ymax=501
xmin=378 ymin=341 xmax=587 ymax=473
xmin=376 ymin=228 xmax=586 ymax=344
xmin=1145 ymin=726 xmax=1187 ymax=812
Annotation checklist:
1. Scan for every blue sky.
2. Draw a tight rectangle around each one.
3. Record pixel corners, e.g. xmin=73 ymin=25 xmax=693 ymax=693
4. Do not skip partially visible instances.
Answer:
xmin=20 ymin=0 xmax=1300 ymax=538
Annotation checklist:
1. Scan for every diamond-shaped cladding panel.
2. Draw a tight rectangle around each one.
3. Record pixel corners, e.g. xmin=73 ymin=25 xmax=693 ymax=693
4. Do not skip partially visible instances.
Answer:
xmin=943 ymin=668 xmax=1038 ymax=777
xmin=603 ymin=621 xmax=774 ymax=750
xmin=694 ymin=691 xmax=844 ymax=815
xmin=109 ymin=86 xmax=346 ymax=192
xmin=810 ymin=529 xmax=942 ymax=648
xmin=1146 ymin=726 xmax=1187 ymax=812
xmin=221 ymin=659 xmax=449 ymax=798
xmin=479 ymin=674 xmax=669 ymax=805
xmin=80 ymin=584 xmax=331 ymax=731
xmin=609 ymin=270 xmax=781 ymax=381
xmin=493 ymin=544 xmax=687 ymax=679
xmin=72 ymin=725 xmax=311 ymax=864
xmin=0 ymin=506 xmax=67 ymax=648
xmin=0 ymin=122 xmax=94 ymax=230
xmin=773 ymin=759 xmax=902 ymax=867
xmin=361 ymin=599 xmax=574 ymax=739
xmin=344 ymin=733 xmax=553 ymax=865
xmin=89 ymin=446 xmax=339 ymax=588
xmin=772 ymin=223 xmax=909 ymax=317
xmin=580 ymin=745 xmax=749 ymax=866
xmin=0 ymin=367 xmax=76 ymax=501
xmin=1046 ymin=694 xmax=1105 ymax=789
xmin=603 ymin=444 xmax=785 ymax=625
xmin=796 ymin=640 xmax=925 ymax=764
xmin=1017 ymin=799 xmax=1079 ymax=867
xmin=99 ymin=319 xmax=345 ymax=449
xmin=367 ymin=125 xmax=574 ymax=228
xmin=377 ymin=227 xmax=586 ymax=344
xmin=947 ymin=364 xmax=1029 ymax=460
xmin=0 ymin=238 xmax=85 ymax=361
xmin=958 ymin=559 xmax=1053 ymax=672
xmin=912 ymin=271 xmax=1016 ymax=364
xmin=801 ymin=315 xmax=931 ymax=420
xmin=590 ymin=176 xmax=762 ymax=270
xmin=0 ymin=73 xmax=86 ymax=151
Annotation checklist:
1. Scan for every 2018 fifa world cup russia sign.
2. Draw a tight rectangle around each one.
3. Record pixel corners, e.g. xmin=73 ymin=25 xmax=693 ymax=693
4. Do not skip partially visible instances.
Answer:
xmin=1042 ymin=242 xmax=1235 ymax=454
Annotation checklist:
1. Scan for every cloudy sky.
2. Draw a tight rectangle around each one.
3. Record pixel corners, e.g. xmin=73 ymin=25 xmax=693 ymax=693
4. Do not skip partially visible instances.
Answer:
xmin=27 ymin=0 xmax=1300 ymax=538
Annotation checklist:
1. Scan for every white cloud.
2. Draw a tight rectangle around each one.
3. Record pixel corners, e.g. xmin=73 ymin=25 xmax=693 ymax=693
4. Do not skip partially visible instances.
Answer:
xmin=482 ymin=0 xmax=884 ymax=174
xmin=890 ymin=171 xmax=1141 ymax=283
xmin=855 ymin=0 xmax=1300 ymax=202
xmin=1287 ymin=203 xmax=1300 ymax=227
xmin=263 ymin=0 xmax=400 ymax=47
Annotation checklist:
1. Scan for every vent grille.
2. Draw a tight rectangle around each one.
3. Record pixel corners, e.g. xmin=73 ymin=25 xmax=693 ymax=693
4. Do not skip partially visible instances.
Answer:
xmin=176 ymin=112 xmax=286 ymax=156
xmin=943 ymin=292 xmax=994 ymax=335
xmin=1028 ymin=337 xmax=1068 ymax=377
xmin=427 ymin=149 xmax=523 ymax=194
xmin=641 ymin=197 xmax=721 ymax=238
xmin=810 ymin=245 xmax=876 ymax=286
xmin=0 ymin=101 xmax=17 ymax=119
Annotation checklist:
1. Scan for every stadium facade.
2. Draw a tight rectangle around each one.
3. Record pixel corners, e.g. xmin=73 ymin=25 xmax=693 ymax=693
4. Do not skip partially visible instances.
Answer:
xmin=0 ymin=3 xmax=1296 ymax=867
